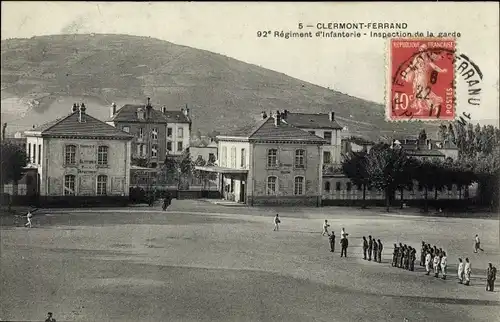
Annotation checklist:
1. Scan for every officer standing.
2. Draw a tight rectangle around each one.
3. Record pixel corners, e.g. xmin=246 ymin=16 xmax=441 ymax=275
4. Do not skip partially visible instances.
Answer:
xmin=368 ymin=235 xmax=373 ymax=261
xmin=372 ymin=237 xmax=379 ymax=263
xmin=410 ymin=247 xmax=416 ymax=271
xmin=340 ymin=237 xmax=349 ymax=257
xmin=329 ymin=231 xmax=336 ymax=253
xmin=377 ymin=239 xmax=383 ymax=263
xmin=362 ymin=236 xmax=368 ymax=260
xmin=486 ymin=263 xmax=496 ymax=291
xmin=392 ymin=243 xmax=398 ymax=267
xmin=420 ymin=241 xmax=426 ymax=266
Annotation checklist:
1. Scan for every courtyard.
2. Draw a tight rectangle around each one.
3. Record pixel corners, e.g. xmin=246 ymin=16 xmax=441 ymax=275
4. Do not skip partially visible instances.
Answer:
xmin=1 ymin=200 xmax=499 ymax=322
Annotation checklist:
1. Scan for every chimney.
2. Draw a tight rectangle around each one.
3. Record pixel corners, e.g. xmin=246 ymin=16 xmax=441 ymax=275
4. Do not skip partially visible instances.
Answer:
xmin=274 ymin=112 xmax=281 ymax=127
xmin=78 ymin=103 xmax=86 ymax=123
xmin=145 ymin=97 xmax=152 ymax=119
xmin=71 ymin=103 xmax=78 ymax=113
xmin=146 ymin=97 xmax=151 ymax=107
xmin=329 ymin=111 xmax=335 ymax=121
xmin=261 ymin=111 xmax=267 ymax=119
xmin=110 ymin=102 xmax=117 ymax=118
xmin=183 ymin=104 xmax=189 ymax=117
xmin=161 ymin=105 xmax=167 ymax=114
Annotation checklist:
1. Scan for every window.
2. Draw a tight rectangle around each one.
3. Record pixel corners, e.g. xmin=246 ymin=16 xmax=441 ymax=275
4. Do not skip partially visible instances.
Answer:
xmin=208 ymin=153 xmax=216 ymax=163
xmin=240 ymin=148 xmax=246 ymax=167
xmin=230 ymin=147 xmax=236 ymax=168
xmin=65 ymin=145 xmax=76 ymax=165
xmin=267 ymin=176 xmax=277 ymax=195
xmin=336 ymin=182 xmax=341 ymax=191
xmin=37 ymin=145 xmax=41 ymax=164
xmin=221 ymin=147 xmax=227 ymax=167
xmin=267 ymin=149 xmax=277 ymax=167
xmin=323 ymin=151 xmax=331 ymax=164
xmin=325 ymin=181 xmax=331 ymax=192
xmin=151 ymin=128 xmax=158 ymax=140
xmin=178 ymin=127 xmax=184 ymax=138
xmin=167 ymin=127 xmax=173 ymax=137
xmin=32 ymin=144 xmax=36 ymax=164
xmin=97 ymin=175 xmax=107 ymax=196
xmin=151 ymin=144 xmax=158 ymax=157
xmin=138 ymin=127 xmax=144 ymax=139
xmin=294 ymin=176 xmax=304 ymax=195
xmin=64 ymin=175 xmax=75 ymax=196
xmin=177 ymin=142 xmax=183 ymax=152
xmin=97 ymin=146 xmax=108 ymax=165
xmin=167 ymin=142 xmax=172 ymax=151
xmin=28 ymin=144 xmax=31 ymax=162
xmin=308 ymin=131 xmax=315 ymax=135
xmin=324 ymin=131 xmax=332 ymax=142
xmin=295 ymin=149 xmax=305 ymax=168
xmin=346 ymin=182 xmax=352 ymax=191
xmin=122 ymin=126 xmax=130 ymax=133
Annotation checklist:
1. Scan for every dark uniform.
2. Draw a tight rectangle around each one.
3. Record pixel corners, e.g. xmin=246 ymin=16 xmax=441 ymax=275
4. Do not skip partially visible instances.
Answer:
xmin=329 ymin=233 xmax=336 ymax=252
xmin=420 ymin=242 xmax=426 ymax=266
xmin=377 ymin=240 xmax=383 ymax=263
xmin=368 ymin=236 xmax=373 ymax=261
xmin=340 ymin=237 xmax=349 ymax=257
xmin=397 ymin=243 xmax=403 ymax=268
xmin=410 ymin=247 xmax=416 ymax=271
xmin=399 ymin=245 xmax=406 ymax=268
xmin=486 ymin=264 xmax=496 ymax=292
xmin=392 ymin=244 xmax=398 ymax=267
xmin=373 ymin=238 xmax=379 ymax=262
xmin=362 ymin=237 xmax=368 ymax=260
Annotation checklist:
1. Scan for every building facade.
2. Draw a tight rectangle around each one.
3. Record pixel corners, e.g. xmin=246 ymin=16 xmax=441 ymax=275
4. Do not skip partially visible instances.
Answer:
xmin=107 ymin=98 xmax=192 ymax=167
xmin=190 ymin=141 xmax=218 ymax=164
xmin=196 ymin=113 xmax=326 ymax=206
xmin=24 ymin=103 xmax=133 ymax=202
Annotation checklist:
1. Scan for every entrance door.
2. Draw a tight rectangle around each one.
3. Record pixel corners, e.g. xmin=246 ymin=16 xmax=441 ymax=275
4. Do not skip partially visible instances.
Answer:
xmin=240 ymin=179 xmax=246 ymax=204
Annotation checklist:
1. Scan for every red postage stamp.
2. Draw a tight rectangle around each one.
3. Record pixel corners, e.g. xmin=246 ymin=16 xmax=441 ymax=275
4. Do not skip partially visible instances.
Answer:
xmin=387 ymin=38 xmax=456 ymax=121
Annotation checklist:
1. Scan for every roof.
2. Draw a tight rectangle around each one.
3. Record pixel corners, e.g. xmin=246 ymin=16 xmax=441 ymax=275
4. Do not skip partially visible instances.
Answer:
xmin=108 ymin=104 xmax=191 ymax=124
xmin=27 ymin=111 xmax=134 ymax=140
xmin=220 ymin=117 xmax=328 ymax=144
xmin=195 ymin=165 xmax=248 ymax=174
xmin=282 ymin=112 xmax=343 ymax=130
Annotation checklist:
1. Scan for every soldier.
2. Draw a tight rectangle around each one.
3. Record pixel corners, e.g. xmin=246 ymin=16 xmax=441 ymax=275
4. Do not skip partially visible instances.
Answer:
xmin=420 ymin=241 xmax=426 ymax=266
xmin=410 ymin=247 xmax=416 ymax=271
xmin=45 ymin=312 xmax=56 ymax=322
xmin=397 ymin=243 xmax=404 ymax=268
xmin=329 ymin=231 xmax=336 ymax=253
xmin=402 ymin=245 xmax=408 ymax=269
xmin=433 ymin=252 xmax=441 ymax=278
xmin=474 ymin=234 xmax=484 ymax=253
xmin=405 ymin=246 xmax=411 ymax=270
xmin=377 ymin=239 xmax=383 ymax=263
xmin=464 ymin=258 xmax=472 ymax=286
xmin=372 ymin=237 xmax=379 ymax=262
xmin=425 ymin=251 xmax=432 ymax=275
xmin=457 ymin=258 xmax=465 ymax=284
xmin=273 ymin=214 xmax=281 ymax=231
xmin=340 ymin=237 xmax=349 ymax=257
xmin=486 ymin=263 xmax=496 ymax=292
xmin=440 ymin=251 xmax=448 ymax=280
xmin=362 ymin=236 xmax=368 ymax=260
xmin=392 ymin=243 xmax=398 ymax=267
xmin=322 ymin=220 xmax=331 ymax=236
xmin=368 ymin=236 xmax=373 ymax=261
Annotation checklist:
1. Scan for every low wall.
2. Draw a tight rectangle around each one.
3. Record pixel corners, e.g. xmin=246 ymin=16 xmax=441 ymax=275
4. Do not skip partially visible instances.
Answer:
xmin=322 ymin=198 xmax=479 ymax=210
xmin=248 ymin=196 xmax=321 ymax=207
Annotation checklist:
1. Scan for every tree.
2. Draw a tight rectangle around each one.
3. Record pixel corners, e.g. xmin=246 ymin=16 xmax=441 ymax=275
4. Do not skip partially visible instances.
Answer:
xmin=341 ymin=151 xmax=370 ymax=208
xmin=365 ymin=143 xmax=411 ymax=212
xmin=1 ymin=142 xmax=28 ymax=200
xmin=448 ymin=123 xmax=456 ymax=144
xmin=162 ymin=154 xmax=179 ymax=185
xmin=438 ymin=123 xmax=448 ymax=141
xmin=131 ymin=157 xmax=148 ymax=167
xmin=192 ymin=155 xmax=207 ymax=185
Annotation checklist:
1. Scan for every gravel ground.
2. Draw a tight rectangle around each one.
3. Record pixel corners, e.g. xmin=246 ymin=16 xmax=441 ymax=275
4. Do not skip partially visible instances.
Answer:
xmin=1 ymin=200 xmax=499 ymax=322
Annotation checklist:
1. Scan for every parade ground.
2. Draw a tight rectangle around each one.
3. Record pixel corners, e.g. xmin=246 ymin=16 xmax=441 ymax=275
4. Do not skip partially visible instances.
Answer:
xmin=1 ymin=200 xmax=499 ymax=322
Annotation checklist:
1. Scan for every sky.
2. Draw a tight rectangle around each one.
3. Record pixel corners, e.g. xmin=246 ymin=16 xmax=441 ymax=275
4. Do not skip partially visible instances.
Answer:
xmin=1 ymin=2 xmax=499 ymax=124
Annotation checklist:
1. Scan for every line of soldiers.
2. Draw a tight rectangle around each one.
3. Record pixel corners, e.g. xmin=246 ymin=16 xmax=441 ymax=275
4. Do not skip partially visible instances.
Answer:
xmin=392 ymin=243 xmax=417 ymax=270
xmin=362 ymin=236 xmax=383 ymax=262
xmin=420 ymin=242 xmax=448 ymax=280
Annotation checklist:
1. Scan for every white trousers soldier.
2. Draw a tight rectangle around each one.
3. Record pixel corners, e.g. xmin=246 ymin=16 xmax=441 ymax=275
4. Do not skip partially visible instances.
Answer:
xmin=25 ymin=212 xmax=33 ymax=228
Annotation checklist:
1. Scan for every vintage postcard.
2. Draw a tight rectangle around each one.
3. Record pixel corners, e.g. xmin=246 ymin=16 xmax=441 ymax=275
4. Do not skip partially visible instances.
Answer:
xmin=1 ymin=2 xmax=499 ymax=322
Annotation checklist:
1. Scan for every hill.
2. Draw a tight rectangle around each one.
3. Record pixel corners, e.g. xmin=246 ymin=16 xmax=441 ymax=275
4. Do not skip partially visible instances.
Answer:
xmin=1 ymin=34 xmax=438 ymax=138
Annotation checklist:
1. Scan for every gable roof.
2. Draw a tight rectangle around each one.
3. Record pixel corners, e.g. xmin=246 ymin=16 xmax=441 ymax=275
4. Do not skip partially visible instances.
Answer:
xmin=282 ymin=112 xmax=343 ymax=130
xmin=108 ymin=104 xmax=191 ymax=124
xmin=220 ymin=117 xmax=327 ymax=144
xmin=27 ymin=111 xmax=134 ymax=140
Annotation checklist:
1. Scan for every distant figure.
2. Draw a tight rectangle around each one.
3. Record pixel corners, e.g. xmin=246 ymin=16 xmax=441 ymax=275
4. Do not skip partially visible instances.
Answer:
xmin=464 ymin=258 xmax=471 ymax=286
xmin=392 ymin=243 xmax=398 ymax=267
xmin=433 ymin=253 xmax=441 ymax=278
xmin=410 ymin=247 xmax=416 ymax=271
xmin=162 ymin=194 xmax=171 ymax=211
xmin=25 ymin=211 xmax=33 ymax=228
xmin=340 ymin=237 xmax=349 ymax=257
xmin=440 ymin=252 xmax=447 ymax=280
xmin=273 ymin=214 xmax=281 ymax=231
xmin=373 ymin=238 xmax=379 ymax=262
xmin=329 ymin=232 xmax=336 ymax=253
xmin=420 ymin=241 xmax=426 ymax=266
xmin=362 ymin=237 xmax=369 ymax=260
xmin=425 ymin=251 xmax=432 ymax=275
xmin=45 ymin=312 xmax=56 ymax=322
xmin=457 ymin=258 xmax=465 ymax=284
xmin=322 ymin=220 xmax=331 ymax=236
xmin=340 ymin=227 xmax=348 ymax=239
xmin=474 ymin=234 xmax=484 ymax=253
xmin=377 ymin=239 xmax=383 ymax=263
xmin=486 ymin=263 xmax=496 ymax=292
xmin=368 ymin=236 xmax=373 ymax=261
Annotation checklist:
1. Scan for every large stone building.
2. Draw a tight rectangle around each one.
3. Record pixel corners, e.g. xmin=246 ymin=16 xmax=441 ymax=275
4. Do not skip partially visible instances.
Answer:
xmin=196 ymin=112 xmax=327 ymax=206
xmin=23 ymin=103 xmax=133 ymax=203
xmin=107 ymin=98 xmax=192 ymax=167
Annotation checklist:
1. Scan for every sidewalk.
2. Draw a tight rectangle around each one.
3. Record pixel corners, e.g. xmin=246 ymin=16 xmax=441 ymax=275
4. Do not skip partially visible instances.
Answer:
xmin=200 ymin=199 xmax=248 ymax=207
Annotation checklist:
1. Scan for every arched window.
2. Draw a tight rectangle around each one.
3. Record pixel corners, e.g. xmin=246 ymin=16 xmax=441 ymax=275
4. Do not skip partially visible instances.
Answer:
xmin=97 ymin=175 xmax=107 ymax=196
xmin=324 ymin=181 xmax=331 ymax=192
xmin=294 ymin=176 xmax=304 ymax=195
xmin=267 ymin=176 xmax=277 ymax=195
xmin=336 ymin=182 xmax=341 ymax=191
xmin=295 ymin=149 xmax=305 ymax=168
xmin=98 ymin=146 xmax=108 ymax=165
xmin=64 ymin=175 xmax=76 ymax=196
xmin=65 ymin=145 xmax=77 ymax=165
xmin=267 ymin=149 xmax=278 ymax=167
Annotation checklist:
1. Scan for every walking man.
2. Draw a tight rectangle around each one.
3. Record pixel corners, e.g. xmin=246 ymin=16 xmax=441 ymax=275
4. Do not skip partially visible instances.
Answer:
xmin=368 ymin=235 xmax=373 ymax=261
xmin=377 ymin=239 xmax=383 ymax=263
xmin=392 ymin=243 xmax=398 ymax=267
xmin=329 ymin=231 xmax=336 ymax=253
xmin=464 ymin=258 xmax=471 ymax=286
xmin=373 ymin=237 xmax=379 ymax=263
xmin=457 ymin=258 xmax=465 ymax=284
xmin=486 ymin=263 xmax=496 ymax=291
xmin=322 ymin=220 xmax=331 ymax=236
xmin=420 ymin=241 xmax=426 ymax=266
xmin=273 ymin=214 xmax=281 ymax=231
xmin=474 ymin=234 xmax=484 ymax=253
xmin=425 ymin=251 xmax=432 ymax=275
xmin=340 ymin=237 xmax=348 ymax=257
xmin=25 ymin=210 xmax=33 ymax=228
xmin=440 ymin=252 xmax=448 ymax=280
xmin=362 ymin=236 xmax=368 ymax=260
